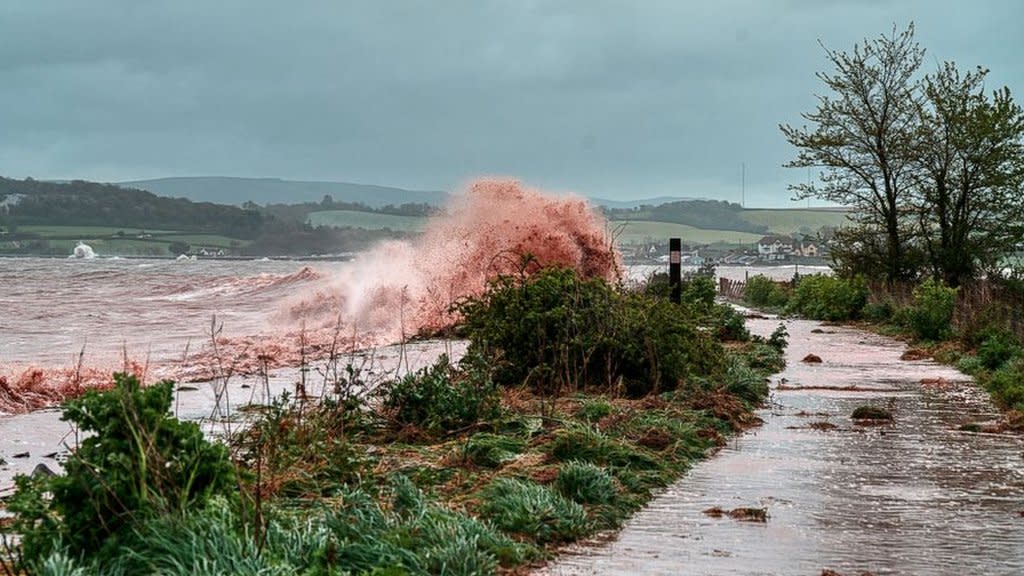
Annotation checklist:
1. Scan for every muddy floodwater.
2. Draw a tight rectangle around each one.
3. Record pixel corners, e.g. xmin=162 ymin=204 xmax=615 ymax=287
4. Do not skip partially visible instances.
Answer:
xmin=546 ymin=317 xmax=1024 ymax=575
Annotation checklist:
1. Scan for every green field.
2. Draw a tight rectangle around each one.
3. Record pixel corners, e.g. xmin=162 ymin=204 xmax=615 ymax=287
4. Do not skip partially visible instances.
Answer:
xmin=6 ymin=225 xmax=246 ymax=256
xmin=19 ymin=225 xmax=177 ymax=237
xmin=740 ymin=209 xmax=851 ymax=233
xmin=307 ymin=210 xmax=426 ymax=232
xmin=609 ymin=220 xmax=763 ymax=246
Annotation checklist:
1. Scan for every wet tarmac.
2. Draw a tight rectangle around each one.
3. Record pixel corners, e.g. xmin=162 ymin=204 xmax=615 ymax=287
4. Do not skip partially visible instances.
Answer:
xmin=544 ymin=317 xmax=1024 ymax=575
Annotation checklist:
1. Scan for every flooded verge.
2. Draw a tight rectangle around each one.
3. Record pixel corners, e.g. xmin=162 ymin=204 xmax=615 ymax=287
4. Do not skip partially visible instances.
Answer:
xmin=544 ymin=318 xmax=1024 ymax=575
xmin=0 ymin=339 xmax=465 ymax=499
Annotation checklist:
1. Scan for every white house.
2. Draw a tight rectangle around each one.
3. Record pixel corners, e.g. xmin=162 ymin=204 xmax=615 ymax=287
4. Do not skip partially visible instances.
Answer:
xmin=757 ymin=235 xmax=796 ymax=261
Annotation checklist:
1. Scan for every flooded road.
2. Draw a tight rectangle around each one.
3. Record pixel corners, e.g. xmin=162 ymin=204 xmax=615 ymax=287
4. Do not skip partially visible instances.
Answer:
xmin=546 ymin=318 xmax=1024 ymax=575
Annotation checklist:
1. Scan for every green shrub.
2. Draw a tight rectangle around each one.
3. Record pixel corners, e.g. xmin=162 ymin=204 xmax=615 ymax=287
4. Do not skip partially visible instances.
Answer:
xmin=906 ymin=278 xmax=958 ymax=341
xmin=985 ymin=358 xmax=1024 ymax=411
xmin=378 ymin=353 xmax=501 ymax=436
xmin=743 ymin=275 xmax=790 ymax=309
xmin=642 ymin=273 xmax=715 ymax=312
xmin=956 ymin=354 xmax=984 ymax=375
xmin=862 ymin=298 xmax=896 ymax=322
xmin=478 ymin=478 xmax=590 ymax=544
xmin=682 ymin=276 xmax=717 ymax=312
xmin=977 ymin=330 xmax=1021 ymax=370
xmin=710 ymin=304 xmax=750 ymax=341
xmin=458 ymin=266 xmax=726 ymax=396
xmin=787 ymin=274 xmax=868 ymax=321
xmin=554 ymin=461 xmax=617 ymax=505
xmin=9 ymin=373 xmax=237 ymax=566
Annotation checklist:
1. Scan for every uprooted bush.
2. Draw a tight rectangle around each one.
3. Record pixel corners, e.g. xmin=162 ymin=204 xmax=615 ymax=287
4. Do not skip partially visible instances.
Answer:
xmin=457 ymin=266 xmax=726 ymax=396
xmin=8 ymin=373 xmax=237 ymax=568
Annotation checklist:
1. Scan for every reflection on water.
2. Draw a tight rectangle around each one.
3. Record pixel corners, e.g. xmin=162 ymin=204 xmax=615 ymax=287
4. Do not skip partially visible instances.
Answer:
xmin=545 ymin=318 xmax=1024 ymax=575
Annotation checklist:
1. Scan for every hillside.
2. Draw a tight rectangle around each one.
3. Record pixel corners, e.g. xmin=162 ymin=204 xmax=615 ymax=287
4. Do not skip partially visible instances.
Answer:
xmin=121 ymin=177 xmax=450 ymax=207
xmin=605 ymin=199 xmax=767 ymax=234
xmin=0 ymin=177 xmax=405 ymax=257
xmin=0 ymin=177 xmax=265 ymax=238
xmin=741 ymin=208 xmax=850 ymax=233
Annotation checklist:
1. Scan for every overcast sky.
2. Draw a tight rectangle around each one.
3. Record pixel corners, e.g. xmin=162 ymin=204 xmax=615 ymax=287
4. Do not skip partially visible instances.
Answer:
xmin=1 ymin=1 xmax=1021 ymax=207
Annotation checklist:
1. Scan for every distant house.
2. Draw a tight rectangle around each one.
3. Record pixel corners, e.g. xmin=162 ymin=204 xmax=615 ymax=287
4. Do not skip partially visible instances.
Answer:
xmin=757 ymin=235 xmax=796 ymax=261
xmin=799 ymin=242 xmax=820 ymax=258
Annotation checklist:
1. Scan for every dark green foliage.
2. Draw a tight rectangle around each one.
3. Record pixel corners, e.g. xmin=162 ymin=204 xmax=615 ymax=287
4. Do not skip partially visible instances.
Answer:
xmin=787 ymin=274 xmax=868 ymax=321
xmin=905 ymin=278 xmax=958 ymax=341
xmin=379 ymin=353 xmax=501 ymax=436
xmin=682 ymin=276 xmax=717 ymax=311
xmin=977 ymin=330 xmax=1021 ymax=370
xmin=459 ymin=266 xmax=726 ymax=396
xmin=768 ymin=324 xmax=789 ymax=351
xmin=478 ymin=478 xmax=590 ymax=544
xmin=862 ymin=298 xmax=896 ymax=322
xmin=956 ymin=354 xmax=985 ymax=376
xmin=462 ymin=433 xmax=526 ymax=468
xmin=10 ymin=373 xmax=236 ymax=566
xmin=743 ymin=275 xmax=790 ymax=309
xmin=710 ymin=304 xmax=751 ymax=341
xmin=604 ymin=199 xmax=768 ymax=234
xmin=554 ymin=461 xmax=617 ymax=505
xmin=167 ymin=240 xmax=191 ymax=255
xmin=982 ymin=358 xmax=1024 ymax=411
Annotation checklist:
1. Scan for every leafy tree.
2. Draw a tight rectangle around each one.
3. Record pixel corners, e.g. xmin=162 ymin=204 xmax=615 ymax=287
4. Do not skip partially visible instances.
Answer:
xmin=781 ymin=24 xmax=924 ymax=282
xmin=911 ymin=63 xmax=1024 ymax=286
xmin=167 ymin=240 xmax=191 ymax=255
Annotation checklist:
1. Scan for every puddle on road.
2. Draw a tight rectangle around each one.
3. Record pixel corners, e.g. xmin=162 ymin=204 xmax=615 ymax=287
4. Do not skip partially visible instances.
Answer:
xmin=544 ymin=318 xmax=1024 ymax=576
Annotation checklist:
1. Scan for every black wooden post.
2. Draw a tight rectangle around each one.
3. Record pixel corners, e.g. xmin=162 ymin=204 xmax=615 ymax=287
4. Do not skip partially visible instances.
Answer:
xmin=669 ymin=237 xmax=681 ymax=304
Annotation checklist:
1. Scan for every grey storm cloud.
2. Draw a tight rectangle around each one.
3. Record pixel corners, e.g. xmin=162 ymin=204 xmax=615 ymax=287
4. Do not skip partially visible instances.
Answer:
xmin=1 ymin=0 xmax=1022 ymax=206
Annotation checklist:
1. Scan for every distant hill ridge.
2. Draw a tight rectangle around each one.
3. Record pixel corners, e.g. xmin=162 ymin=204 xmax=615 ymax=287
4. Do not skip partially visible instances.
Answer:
xmin=120 ymin=176 xmax=450 ymax=208
xmin=123 ymin=177 xmax=707 ymax=210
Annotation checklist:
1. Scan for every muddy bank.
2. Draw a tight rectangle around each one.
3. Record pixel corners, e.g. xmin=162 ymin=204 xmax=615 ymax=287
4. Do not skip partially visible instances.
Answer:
xmin=543 ymin=317 xmax=1024 ymax=575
